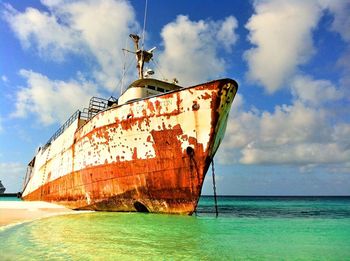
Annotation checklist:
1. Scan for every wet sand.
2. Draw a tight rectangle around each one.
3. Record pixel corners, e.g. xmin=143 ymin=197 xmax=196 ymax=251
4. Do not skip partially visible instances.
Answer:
xmin=0 ymin=201 xmax=78 ymax=228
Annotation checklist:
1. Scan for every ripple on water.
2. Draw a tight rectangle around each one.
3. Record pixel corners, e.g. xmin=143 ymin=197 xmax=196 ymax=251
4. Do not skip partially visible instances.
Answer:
xmin=1 ymin=197 xmax=350 ymax=260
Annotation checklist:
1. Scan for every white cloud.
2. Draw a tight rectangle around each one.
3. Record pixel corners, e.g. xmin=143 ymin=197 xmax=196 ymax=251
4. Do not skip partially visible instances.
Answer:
xmin=240 ymin=143 xmax=350 ymax=165
xmin=4 ymin=1 xmax=238 ymax=89
xmin=291 ymin=75 xmax=342 ymax=106
xmin=158 ymin=15 xmax=238 ymax=86
xmin=3 ymin=0 xmax=139 ymax=90
xmin=0 ymin=162 xmax=26 ymax=192
xmin=12 ymin=70 xmax=97 ymax=125
xmin=219 ymin=0 xmax=350 ymax=169
xmin=244 ymin=0 xmax=323 ymax=93
xmin=217 ymin=16 xmax=239 ymax=52
xmin=4 ymin=2 xmax=240 ymax=126
xmin=318 ymin=1 xmax=350 ymax=101
xmin=320 ymin=0 xmax=350 ymax=42
xmin=3 ymin=4 xmax=81 ymax=61
xmin=50 ymin=0 xmax=139 ymax=89
xmin=335 ymin=49 xmax=350 ymax=106
xmin=4 ymin=0 xmax=349 ymax=173
xmin=218 ymin=75 xmax=350 ymax=167
xmin=333 ymin=124 xmax=350 ymax=151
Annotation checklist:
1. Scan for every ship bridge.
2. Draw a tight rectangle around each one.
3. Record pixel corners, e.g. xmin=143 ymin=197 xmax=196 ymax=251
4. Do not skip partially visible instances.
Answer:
xmin=118 ymin=78 xmax=182 ymax=104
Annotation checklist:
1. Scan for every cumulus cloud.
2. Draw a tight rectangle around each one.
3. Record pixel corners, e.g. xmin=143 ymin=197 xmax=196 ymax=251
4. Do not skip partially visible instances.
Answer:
xmin=244 ymin=0 xmax=323 ymax=93
xmin=12 ymin=70 xmax=97 ymax=125
xmin=321 ymin=0 xmax=350 ymax=42
xmin=241 ymin=143 xmax=349 ymax=165
xmin=217 ymin=16 xmax=239 ymax=52
xmin=3 ymin=0 xmax=139 ymax=89
xmin=334 ymin=41 xmax=350 ymax=103
xmin=219 ymin=0 xmax=350 ymax=170
xmin=291 ymin=75 xmax=342 ymax=106
xmin=3 ymin=4 xmax=81 ymax=61
xmin=218 ymin=75 xmax=350 ymax=167
xmin=158 ymin=15 xmax=238 ymax=86
xmin=3 ymin=0 xmax=349 ymax=173
xmin=50 ymin=0 xmax=139 ymax=89
xmin=3 ymin=2 xmax=240 ymax=126
xmin=244 ymin=0 xmax=350 ymax=94
xmin=4 ymin=2 xmax=239 ymax=89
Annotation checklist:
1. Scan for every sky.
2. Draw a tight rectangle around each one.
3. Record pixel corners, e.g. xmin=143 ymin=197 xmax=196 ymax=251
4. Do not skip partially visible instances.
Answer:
xmin=0 ymin=0 xmax=349 ymax=195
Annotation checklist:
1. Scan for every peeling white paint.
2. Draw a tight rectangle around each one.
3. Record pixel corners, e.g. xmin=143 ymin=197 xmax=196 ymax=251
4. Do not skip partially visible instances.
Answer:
xmin=22 ymin=81 xmax=236 ymax=198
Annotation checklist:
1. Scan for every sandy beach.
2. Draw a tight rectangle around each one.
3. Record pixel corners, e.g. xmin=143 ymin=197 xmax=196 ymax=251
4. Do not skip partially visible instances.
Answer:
xmin=0 ymin=201 xmax=78 ymax=228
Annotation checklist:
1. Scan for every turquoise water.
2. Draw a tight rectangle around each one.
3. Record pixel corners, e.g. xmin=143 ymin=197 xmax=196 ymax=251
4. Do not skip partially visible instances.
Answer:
xmin=1 ymin=196 xmax=350 ymax=260
xmin=0 ymin=196 xmax=21 ymax=201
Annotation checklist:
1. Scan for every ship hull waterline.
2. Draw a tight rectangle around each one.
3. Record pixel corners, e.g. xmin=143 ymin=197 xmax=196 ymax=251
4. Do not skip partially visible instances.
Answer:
xmin=22 ymin=79 xmax=238 ymax=215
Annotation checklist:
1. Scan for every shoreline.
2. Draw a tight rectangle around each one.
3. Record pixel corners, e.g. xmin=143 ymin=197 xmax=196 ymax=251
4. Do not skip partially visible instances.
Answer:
xmin=0 ymin=201 xmax=90 ymax=228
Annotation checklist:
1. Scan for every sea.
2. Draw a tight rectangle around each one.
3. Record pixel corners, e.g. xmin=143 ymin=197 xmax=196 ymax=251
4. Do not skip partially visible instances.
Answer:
xmin=1 ymin=196 xmax=350 ymax=260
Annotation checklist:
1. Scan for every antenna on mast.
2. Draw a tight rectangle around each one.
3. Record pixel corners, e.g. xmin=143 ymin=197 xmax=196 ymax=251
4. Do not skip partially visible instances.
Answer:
xmin=120 ymin=37 xmax=128 ymax=94
xmin=124 ymin=0 xmax=156 ymax=79
xmin=141 ymin=0 xmax=148 ymax=50
xmin=129 ymin=34 xmax=154 ymax=79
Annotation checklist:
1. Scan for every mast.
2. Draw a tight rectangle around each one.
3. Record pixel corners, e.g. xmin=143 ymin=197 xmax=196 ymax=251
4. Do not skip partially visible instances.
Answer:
xmin=129 ymin=34 xmax=153 ymax=79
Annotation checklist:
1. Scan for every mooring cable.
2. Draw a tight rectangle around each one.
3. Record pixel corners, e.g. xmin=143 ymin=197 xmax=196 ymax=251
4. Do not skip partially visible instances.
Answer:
xmin=212 ymin=159 xmax=219 ymax=217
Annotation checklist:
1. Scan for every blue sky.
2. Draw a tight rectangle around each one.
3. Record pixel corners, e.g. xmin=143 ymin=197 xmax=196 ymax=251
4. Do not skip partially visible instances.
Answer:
xmin=0 ymin=0 xmax=349 ymax=195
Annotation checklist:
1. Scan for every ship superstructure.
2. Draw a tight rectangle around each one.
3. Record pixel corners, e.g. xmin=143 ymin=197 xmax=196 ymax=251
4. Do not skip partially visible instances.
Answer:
xmin=22 ymin=34 xmax=238 ymax=214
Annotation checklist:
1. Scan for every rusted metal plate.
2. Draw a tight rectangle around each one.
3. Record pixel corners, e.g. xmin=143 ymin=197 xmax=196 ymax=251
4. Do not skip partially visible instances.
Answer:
xmin=22 ymin=79 xmax=238 ymax=215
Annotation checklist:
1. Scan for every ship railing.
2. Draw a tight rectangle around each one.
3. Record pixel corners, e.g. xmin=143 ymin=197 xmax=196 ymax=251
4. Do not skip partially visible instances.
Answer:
xmin=41 ymin=97 xmax=114 ymax=151
xmin=80 ymin=109 xmax=89 ymax=119
xmin=87 ymin=97 xmax=109 ymax=119
xmin=42 ymin=110 xmax=87 ymax=151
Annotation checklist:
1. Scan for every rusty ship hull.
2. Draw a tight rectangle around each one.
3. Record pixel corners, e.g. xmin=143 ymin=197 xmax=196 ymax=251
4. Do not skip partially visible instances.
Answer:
xmin=22 ymin=79 xmax=237 ymax=214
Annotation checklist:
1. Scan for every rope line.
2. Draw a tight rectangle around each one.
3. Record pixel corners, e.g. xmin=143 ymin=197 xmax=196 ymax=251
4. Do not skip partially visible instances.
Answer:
xmin=151 ymin=58 xmax=166 ymax=81
xmin=212 ymin=159 xmax=219 ymax=217
xmin=141 ymin=0 xmax=148 ymax=50
xmin=110 ymin=56 xmax=136 ymax=97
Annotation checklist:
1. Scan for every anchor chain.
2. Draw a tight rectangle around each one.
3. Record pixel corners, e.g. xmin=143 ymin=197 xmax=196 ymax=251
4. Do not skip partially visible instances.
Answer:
xmin=211 ymin=159 xmax=218 ymax=217
xmin=187 ymin=147 xmax=197 ymax=216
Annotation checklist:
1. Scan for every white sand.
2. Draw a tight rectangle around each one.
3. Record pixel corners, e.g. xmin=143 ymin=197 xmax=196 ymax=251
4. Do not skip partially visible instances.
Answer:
xmin=0 ymin=201 xmax=83 ymax=228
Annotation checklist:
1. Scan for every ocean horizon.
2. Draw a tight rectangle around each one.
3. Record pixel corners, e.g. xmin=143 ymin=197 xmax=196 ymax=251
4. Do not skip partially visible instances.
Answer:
xmin=1 ymin=195 xmax=350 ymax=260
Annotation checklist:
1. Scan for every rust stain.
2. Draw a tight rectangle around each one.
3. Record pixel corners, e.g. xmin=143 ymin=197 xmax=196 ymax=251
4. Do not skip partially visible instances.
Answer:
xmin=201 ymin=92 xmax=212 ymax=100
xmin=132 ymin=147 xmax=138 ymax=160
xmin=154 ymin=100 xmax=161 ymax=112
xmin=23 ymin=78 xmax=238 ymax=215
xmin=24 ymin=124 xmax=209 ymax=214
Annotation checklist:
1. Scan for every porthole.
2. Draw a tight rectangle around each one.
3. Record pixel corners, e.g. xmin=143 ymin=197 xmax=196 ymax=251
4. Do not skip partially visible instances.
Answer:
xmin=192 ymin=103 xmax=200 ymax=111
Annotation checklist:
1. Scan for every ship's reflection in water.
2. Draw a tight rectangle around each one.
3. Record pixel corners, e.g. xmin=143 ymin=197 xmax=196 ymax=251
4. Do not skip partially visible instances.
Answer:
xmin=1 ymin=196 xmax=350 ymax=260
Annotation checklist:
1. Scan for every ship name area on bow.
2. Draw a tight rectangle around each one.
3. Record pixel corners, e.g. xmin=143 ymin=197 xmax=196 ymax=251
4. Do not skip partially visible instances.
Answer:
xmin=134 ymin=99 xmax=173 ymax=113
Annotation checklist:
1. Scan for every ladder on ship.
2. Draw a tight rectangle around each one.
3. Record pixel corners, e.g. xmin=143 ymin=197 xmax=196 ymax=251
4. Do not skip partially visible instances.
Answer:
xmin=40 ymin=146 xmax=51 ymax=199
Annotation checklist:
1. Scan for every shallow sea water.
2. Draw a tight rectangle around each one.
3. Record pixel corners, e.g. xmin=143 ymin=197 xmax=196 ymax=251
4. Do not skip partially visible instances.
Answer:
xmin=1 ymin=196 xmax=350 ymax=260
